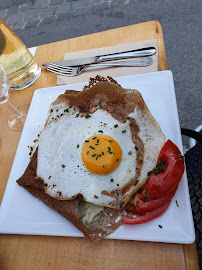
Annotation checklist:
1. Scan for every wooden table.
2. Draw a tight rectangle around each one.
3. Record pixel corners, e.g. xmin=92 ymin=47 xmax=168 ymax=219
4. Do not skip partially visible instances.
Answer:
xmin=0 ymin=21 xmax=199 ymax=270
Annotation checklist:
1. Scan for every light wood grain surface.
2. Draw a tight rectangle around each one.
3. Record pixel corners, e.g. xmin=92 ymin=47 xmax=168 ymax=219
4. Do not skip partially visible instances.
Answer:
xmin=0 ymin=21 xmax=199 ymax=270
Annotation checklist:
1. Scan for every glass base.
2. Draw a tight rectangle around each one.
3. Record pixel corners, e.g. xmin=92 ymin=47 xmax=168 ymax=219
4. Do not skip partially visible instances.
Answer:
xmin=10 ymin=64 xmax=41 ymax=90
xmin=8 ymin=104 xmax=29 ymax=131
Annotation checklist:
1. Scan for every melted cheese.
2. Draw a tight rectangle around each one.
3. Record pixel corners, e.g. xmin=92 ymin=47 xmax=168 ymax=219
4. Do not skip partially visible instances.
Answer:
xmin=79 ymin=201 xmax=104 ymax=224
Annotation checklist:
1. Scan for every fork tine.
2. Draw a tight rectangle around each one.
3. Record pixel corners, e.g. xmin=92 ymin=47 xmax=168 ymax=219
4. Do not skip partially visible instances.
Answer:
xmin=48 ymin=63 xmax=75 ymax=71
xmin=47 ymin=66 xmax=74 ymax=76
xmin=47 ymin=65 xmax=72 ymax=73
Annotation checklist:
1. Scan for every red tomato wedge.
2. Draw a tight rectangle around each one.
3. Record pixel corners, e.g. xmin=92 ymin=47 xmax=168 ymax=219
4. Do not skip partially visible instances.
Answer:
xmin=123 ymin=201 xmax=171 ymax=225
xmin=145 ymin=140 xmax=185 ymax=199
xmin=126 ymin=187 xmax=177 ymax=215
xmin=123 ymin=140 xmax=185 ymax=225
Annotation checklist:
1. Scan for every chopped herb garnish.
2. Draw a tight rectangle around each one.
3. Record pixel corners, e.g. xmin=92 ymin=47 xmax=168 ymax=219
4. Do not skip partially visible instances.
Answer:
xmin=159 ymin=225 xmax=163 ymax=229
xmin=122 ymin=130 xmax=126 ymax=133
xmin=126 ymin=116 xmax=130 ymax=120
xmin=114 ymin=124 xmax=118 ymax=128
xmin=93 ymin=137 xmax=97 ymax=140
xmin=102 ymin=152 xmax=104 ymax=155
xmin=64 ymin=108 xmax=69 ymax=112
xmin=50 ymin=109 xmax=53 ymax=113
xmin=139 ymin=160 xmax=143 ymax=164
xmin=85 ymin=140 xmax=89 ymax=142
xmin=69 ymin=105 xmax=72 ymax=108
xmin=92 ymin=154 xmax=96 ymax=157
xmin=85 ymin=113 xmax=91 ymax=119
xmin=98 ymin=99 xmax=103 ymax=108
xmin=56 ymin=109 xmax=58 ymax=112
xmin=147 ymin=161 xmax=166 ymax=176
xmin=77 ymin=144 xmax=79 ymax=148
xmin=98 ymin=130 xmax=103 ymax=133
xmin=111 ymin=151 xmax=115 ymax=155
xmin=128 ymin=151 xmax=132 ymax=155
xmin=87 ymin=151 xmax=89 ymax=155
xmin=176 ymin=200 xmax=179 ymax=207
xmin=62 ymin=164 xmax=65 ymax=168
xmin=109 ymin=140 xmax=113 ymax=142
xmin=73 ymin=107 xmax=76 ymax=110
xmin=104 ymin=123 xmax=107 ymax=125
xmin=130 ymin=203 xmax=134 ymax=207
xmin=87 ymin=106 xmax=90 ymax=109
xmin=96 ymin=156 xmax=99 ymax=160
xmin=108 ymin=147 xmax=111 ymax=151
xmin=95 ymin=144 xmax=98 ymax=145
xmin=135 ymin=146 xmax=139 ymax=150
xmin=98 ymin=154 xmax=101 ymax=157
xmin=90 ymin=146 xmax=95 ymax=149
xmin=111 ymin=179 xmax=114 ymax=182
xmin=48 ymin=176 xmax=51 ymax=179
xmin=116 ymin=158 xmax=119 ymax=162
xmin=97 ymin=139 xmax=99 ymax=143
xmin=76 ymin=113 xmax=79 ymax=117
xmin=134 ymin=180 xmax=139 ymax=186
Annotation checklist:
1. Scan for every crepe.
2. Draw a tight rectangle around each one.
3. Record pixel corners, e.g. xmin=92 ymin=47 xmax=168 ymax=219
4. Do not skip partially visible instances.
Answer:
xmin=17 ymin=75 xmax=165 ymax=241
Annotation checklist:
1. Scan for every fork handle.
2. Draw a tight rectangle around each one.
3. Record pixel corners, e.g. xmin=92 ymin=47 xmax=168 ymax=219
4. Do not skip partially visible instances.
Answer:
xmin=97 ymin=47 xmax=156 ymax=62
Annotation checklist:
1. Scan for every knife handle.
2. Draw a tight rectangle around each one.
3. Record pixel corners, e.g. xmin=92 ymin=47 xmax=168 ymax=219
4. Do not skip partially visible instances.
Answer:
xmin=97 ymin=47 xmax=156 ymax=62
xmin=90 ymin=57 xmax=153 ymax=67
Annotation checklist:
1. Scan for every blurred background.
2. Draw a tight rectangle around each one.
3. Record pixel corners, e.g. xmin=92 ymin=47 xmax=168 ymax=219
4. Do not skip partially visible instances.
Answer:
xmin=1 ymin=0 xmax=202 ymax=143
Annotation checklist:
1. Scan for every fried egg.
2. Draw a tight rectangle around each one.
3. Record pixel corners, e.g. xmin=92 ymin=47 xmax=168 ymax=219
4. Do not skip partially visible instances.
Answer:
xmin=37 ymin=108 xmax=137 ymax=207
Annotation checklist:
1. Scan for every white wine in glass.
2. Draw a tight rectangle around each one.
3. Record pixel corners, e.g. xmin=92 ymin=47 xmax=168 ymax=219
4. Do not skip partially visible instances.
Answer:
xmin=0 ymin=64 xmax=29 ymax=131
xmin=0 ymin=20 xmax=41 ymax=90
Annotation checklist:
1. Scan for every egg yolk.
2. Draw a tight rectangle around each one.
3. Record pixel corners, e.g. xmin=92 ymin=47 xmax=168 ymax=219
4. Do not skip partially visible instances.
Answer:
xmin=82 ymin=134 xmax=122 ymax=175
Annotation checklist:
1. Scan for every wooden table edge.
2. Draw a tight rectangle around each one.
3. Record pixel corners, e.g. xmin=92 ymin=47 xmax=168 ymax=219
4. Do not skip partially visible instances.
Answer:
xmin=35 ymin=21 xmax=168 ymax=73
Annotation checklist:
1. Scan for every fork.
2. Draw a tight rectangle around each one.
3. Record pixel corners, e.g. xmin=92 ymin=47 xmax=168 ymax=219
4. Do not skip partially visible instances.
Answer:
xmin=46 ymin=57 xmax=153 ymax=76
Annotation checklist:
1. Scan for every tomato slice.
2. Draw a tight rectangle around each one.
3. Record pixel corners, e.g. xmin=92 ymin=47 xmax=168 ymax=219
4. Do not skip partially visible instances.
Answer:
xmin=146 ymin=140 xmax=184 ymax=199
xmin=126 ymin=187 xmax=177 ymax=215
xmin=124 ymin=140 xmax=184 ymax=225
xmin=122 ymin=201 xmax=170 ymax=225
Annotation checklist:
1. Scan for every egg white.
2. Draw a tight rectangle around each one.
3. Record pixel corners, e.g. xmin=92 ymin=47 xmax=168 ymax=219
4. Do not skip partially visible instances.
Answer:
xmin=37 ymin=108 xmax=137 ymax=207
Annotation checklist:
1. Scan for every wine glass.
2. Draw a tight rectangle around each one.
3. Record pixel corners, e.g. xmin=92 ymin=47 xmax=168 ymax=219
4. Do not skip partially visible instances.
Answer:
xmin=0 ymin=64 xmax=29 ymax=131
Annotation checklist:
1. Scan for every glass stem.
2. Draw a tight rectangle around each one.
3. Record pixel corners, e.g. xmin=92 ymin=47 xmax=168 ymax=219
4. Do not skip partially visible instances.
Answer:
xmin=7 ymin=99 xmax=21 ymax=117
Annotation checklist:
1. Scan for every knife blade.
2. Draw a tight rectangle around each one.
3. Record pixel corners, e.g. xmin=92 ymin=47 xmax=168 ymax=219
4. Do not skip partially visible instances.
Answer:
xmin=42 ymin=47 xmax=156 ymax=67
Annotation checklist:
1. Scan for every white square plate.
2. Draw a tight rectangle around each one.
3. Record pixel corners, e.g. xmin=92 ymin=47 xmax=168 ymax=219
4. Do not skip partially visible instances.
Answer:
xmin=0 ymin=71 xmax=195 ymax=243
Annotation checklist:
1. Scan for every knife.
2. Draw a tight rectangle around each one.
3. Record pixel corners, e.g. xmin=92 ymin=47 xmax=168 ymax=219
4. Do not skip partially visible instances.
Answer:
xmin=42 ymin=47 xmax=156 ymax=67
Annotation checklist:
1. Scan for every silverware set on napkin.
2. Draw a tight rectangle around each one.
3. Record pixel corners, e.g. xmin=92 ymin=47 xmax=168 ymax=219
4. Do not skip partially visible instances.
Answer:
xmin=42 ymin=47 xmax=156 ymax=77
